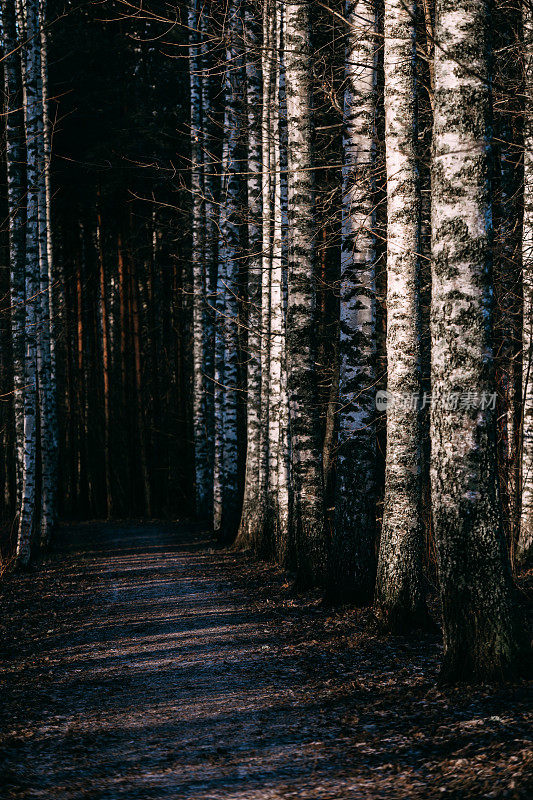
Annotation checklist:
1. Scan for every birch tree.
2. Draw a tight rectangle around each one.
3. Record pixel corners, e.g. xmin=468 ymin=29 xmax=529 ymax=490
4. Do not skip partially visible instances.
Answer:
xmin=520 ymin=0 xmax=533 ymax=564
xmin=200 ymin=4 xmax=216 ymax=518
xmin=189 ymin=0 xmax=210 ymax=517
xmin=257 ymin=0 xmax=274 ymax=551
xmin=236 ymin=0 xmax=263 ymax=549
xmin=375 ymin=0 xmax=427 ymax=629
xmin=431 ymin=0 xmax=523 ymax=679
xmin=284 ymin=0 xmax=326 ymax=586
xmin=1 ymin=0 xmax=26 ymax=504
xmin=214 ymin=0 xmax=243 ymax=539
xmin=330 ymin=0 xmax=377 ymax=602
xmin=36 ymin=0 xmax=57 ymax=546
xmin=274 ymin=0 xmax=290 ymax=566
xmin=16 ymin=0 xmax=40 ymax=565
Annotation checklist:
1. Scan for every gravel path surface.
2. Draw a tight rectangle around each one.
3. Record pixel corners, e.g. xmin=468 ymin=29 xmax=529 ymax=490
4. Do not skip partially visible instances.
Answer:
xmin=0 ymin=522 xmax=531 ymax=799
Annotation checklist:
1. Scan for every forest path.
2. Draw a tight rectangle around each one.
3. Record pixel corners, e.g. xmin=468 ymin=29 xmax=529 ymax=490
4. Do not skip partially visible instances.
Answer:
xmin=0 ymin=522 xmax=531 ymax=800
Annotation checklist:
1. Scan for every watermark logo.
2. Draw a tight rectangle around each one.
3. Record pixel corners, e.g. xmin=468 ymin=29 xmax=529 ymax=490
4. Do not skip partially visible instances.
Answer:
xmin=375 ymin=390 xmax=497 ymax=412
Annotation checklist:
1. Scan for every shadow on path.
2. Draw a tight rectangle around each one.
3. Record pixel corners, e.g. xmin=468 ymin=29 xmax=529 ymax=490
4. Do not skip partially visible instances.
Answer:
xmin=0 ymin=522 xmax=530 ymax=799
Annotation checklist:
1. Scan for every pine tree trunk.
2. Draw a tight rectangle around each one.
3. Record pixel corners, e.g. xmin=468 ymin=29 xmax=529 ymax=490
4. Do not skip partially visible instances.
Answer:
xmin=96 ymin=211 xmax=112 ymax=516
xmin=375 ymin=0 xmax=427 ymax=629
xmin=431 ymin=0 xmax=524 ymax=680
xmin=284 ymin=0 xmax=326 ymax=586
xmin=519 ymin=1 xmax=533 ymax=564
xmin=331 ymin=0 xmax=378 ymax=602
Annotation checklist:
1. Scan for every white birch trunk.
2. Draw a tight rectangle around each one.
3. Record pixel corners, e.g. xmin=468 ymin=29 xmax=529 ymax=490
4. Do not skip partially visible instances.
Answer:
xmin=16 ymin=0 xmax=40 ymax=565
xmin=375 ymin=0 xmax=427 ymax=629
xmin=35 ymin=0 xmax=56 ymax=545
xmin=1 ymin=0 xmax=26 ymax=504
xmin=431 ymin=0 xmax=523 ymax=680
xmin=275 ymin=0 xmax=291 ymax=566
xmin=258 ymin=0 xmax=274 ymax=551
xmin=214 ymin=0 xmax=243 ymax=539
xmin=331 ymin=0 xmax=377 ymax=602
xmin=200 ymin=5 xmax=216 ymax=518
xmin=189 ymin=0 xmax=210 ymax=517
xmin=284 ymin=0 xmax=326 ymax=586
xmin=236 ymin=0 xmax=264 ymax=549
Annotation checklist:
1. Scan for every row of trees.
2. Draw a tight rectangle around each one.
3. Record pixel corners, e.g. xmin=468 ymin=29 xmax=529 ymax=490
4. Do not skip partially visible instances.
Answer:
xmin=1 ymin=0 xmax=192 ymax=536
xmin=0 ymin=0 xmax=530 ymax=683
xmin=186 ymin=0 xmax=530 ymax=681
xmin=1 ymin=0 xmax=57 ymax=565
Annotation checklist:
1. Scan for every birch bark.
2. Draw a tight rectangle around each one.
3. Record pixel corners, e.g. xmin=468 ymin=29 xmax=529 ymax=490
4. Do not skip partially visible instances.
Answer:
xmin=236 ymin=0 xmax=264 ymax=548
xmin=200 ymin=5 xmax=216 ymax=518
xmin=431 ymin=0 xmax=523 ymax=679
xmin=284 ymin=0 xmax=326 ymax=586
xmin=1 ymin=0 xmax=26 ymax=504
xmin=35 ymin=0 xmax=56 ymax=546
xmin=40 ymin=0 xmax=58 ymax=540
xmin=331 ymin=0 xmax=378 ymax=602
xmin=375 ymin=0 xmax=427 ymax=629
xmin=189 ymin=0 xmax=210 ymax=517
xmin=214 ymin=0 xmax=243 ymax=539
xmin=16 ymin=0 xmax=40 ymax=565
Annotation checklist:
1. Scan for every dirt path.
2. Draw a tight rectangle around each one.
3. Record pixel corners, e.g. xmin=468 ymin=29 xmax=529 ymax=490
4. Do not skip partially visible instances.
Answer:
xmin=0 ymin=522 xmax=531 ymax=799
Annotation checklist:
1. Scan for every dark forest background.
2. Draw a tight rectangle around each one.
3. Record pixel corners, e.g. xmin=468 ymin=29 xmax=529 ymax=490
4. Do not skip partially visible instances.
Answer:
xmin=1 ymin=0 xmax=196 ymax=521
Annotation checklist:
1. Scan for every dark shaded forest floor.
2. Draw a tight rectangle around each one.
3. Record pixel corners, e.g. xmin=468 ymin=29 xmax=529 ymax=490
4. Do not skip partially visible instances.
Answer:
xmin=0 ymin=522 xmax=531 ymax=799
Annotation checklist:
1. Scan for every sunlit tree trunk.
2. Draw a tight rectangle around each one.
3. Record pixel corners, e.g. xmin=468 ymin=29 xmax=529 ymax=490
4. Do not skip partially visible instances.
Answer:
xmin=331 ymin=0 xmax=377 ymax=602
xmin=520 ymin=1 xmax=533 ymax=564
xmin=35 ymin=0 xmax=56 ymax=546
xmin=284 ymin=0 xmax=326 ymax=586
xmin=274 ymin=0 xmax=290 ymax=566
xmin=431 ymin=0 xmax=523 ymax=680
xmin=258 ymin=0 xmax=274 ymax=551
xmin=375 ymin=0 xmax=427 ymax=629
xmin=189 ymin=0 xmax=210 ymax=517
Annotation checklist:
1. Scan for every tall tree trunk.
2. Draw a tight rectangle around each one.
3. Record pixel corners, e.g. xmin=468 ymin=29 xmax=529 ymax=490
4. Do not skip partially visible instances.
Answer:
xmin=200 ymin=5 xmax=216 ymax=521
xmin=97 ymin=211 xmax=112 ymax=516
xmin=431 ymin=0 xmax=523 ymax=680
xmin=258 ymin=0 xmax=274 ymax=552
xmin=275 ymin=0 xmax=291 ymax=566
xmin=330 ymin=0 xmax=378 ymax=602
xmin=284 ymin=0 xmax=326 ymax=586
xmin=1 ymin=0 xmax=26 ymax=507
xmin=519 ymin=1 xmax=533 ymax=564
xmin=16 ymin=0 xmax=40 ymax=565
xmin=189 ymin=0 xmax=210 ymax=517
xmin=130 ymin=257 xmax=151 ymax=517
xmin=375 ymin=0 xmax=427 ymax=629
xmin=236 ymin=0 xmax=263 ymax=549
xmin=35 ymin=0 xmax=56 ymax=546
xmin=214 ymin=0 xmax=243 ymax=540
